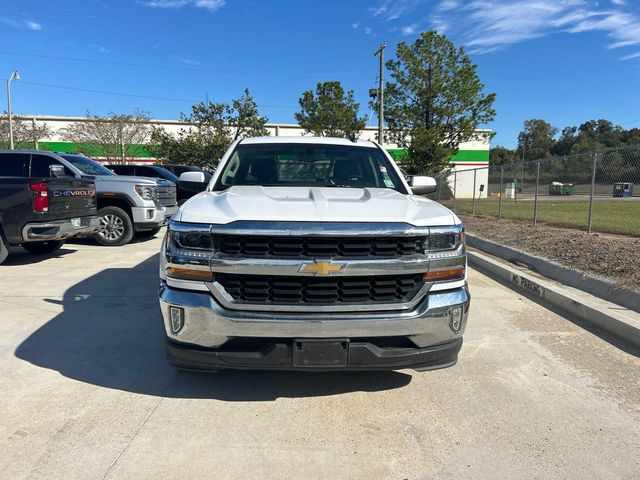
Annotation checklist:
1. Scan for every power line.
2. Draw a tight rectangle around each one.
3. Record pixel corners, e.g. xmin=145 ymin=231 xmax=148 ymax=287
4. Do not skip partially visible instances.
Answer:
xmin=18 ymin=80 xmax=297 ymax=109
xmin=0 ymin=50 xmax=354 ymax=80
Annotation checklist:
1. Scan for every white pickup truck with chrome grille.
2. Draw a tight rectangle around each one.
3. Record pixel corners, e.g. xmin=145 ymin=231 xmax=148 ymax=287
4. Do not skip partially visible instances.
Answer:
xmin=159 ymin=136 xmax=469 ymax=371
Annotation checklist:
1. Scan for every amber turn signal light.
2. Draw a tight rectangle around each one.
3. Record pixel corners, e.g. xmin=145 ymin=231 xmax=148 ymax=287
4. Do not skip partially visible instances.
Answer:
xmin=166 ymin=267 xmax=215 ymax=281
xmin=423 ymin=267 xmax=465 ymax=282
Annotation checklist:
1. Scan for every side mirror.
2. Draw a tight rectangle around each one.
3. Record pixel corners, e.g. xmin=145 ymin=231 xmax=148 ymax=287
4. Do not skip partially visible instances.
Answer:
xmin=178 ymin=171 xmax=209 ymax=199
xmin=410 ymin=176 xmax=437 ymax=195
xmin=179 ymin=171 xmax=206 ymax=184
xmin=49 ymin=164 xmax=66 ymax=178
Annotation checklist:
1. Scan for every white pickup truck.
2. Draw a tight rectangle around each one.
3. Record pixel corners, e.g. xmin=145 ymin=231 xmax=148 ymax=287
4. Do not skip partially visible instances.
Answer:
xmin=159 ymin=136 xmax=469 ymax=371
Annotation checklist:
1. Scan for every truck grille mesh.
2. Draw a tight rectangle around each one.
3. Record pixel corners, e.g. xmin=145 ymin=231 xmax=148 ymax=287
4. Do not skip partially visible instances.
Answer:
xmin=156 ymin=186 xmax=177 ymax=206
xmin=216 ymin=273 xmax=423 ymax=305
xmin=217 ymin=235 xmax=426 ymax=258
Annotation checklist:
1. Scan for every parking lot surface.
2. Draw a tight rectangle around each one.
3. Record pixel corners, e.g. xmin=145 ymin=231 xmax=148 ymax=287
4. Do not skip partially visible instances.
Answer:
xmin=1 ymin=233 xmax=639 ymax=480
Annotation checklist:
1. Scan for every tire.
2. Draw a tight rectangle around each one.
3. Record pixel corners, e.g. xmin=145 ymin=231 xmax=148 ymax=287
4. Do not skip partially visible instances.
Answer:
xmin=93 ymin=206 xmax=134 ymax=246
xmin=135 ymin=227 xmax=162 ymax=239
xmin=0 ymin=229 xmax=9 ymax=265
xmin=21 ymin=240 xmax=65 ymax=254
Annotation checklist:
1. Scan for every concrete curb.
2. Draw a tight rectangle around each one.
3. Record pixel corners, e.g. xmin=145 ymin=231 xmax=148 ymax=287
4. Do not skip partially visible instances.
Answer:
xmin=466 ymin=233 xmax=640 ymax=314
xmin=468 ymin=250 xmax=640 ymax=348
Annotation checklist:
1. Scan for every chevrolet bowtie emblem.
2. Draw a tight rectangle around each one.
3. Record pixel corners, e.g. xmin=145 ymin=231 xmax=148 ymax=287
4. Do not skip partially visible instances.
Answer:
xmin=300 ymin=260 xmax=346 ymax=276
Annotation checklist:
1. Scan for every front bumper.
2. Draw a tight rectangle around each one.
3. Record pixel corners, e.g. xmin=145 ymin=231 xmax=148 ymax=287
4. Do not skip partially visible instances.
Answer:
xmin=159 ymin=282 xmax=470 ymax=371
xmin=21 ymin=216 xmax=100 ymax=242
xmin=132 ymin=204 xmax=178 ymax=230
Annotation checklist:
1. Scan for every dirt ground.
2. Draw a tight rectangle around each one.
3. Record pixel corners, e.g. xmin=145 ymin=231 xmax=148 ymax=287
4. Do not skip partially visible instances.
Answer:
xmin=460 ymin=214 xmax=640 ymax=292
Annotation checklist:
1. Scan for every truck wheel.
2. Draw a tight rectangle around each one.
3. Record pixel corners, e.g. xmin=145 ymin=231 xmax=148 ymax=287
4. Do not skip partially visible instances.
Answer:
xmin=22 ymin=240 xmax=65 ymax=254
xmin=0 ymin=230 xmax=8 ymax=265
xmin=94 ymin=206 xmax=134 ymax=246
xmin=135 ymin=227 xmax=162 ymax=239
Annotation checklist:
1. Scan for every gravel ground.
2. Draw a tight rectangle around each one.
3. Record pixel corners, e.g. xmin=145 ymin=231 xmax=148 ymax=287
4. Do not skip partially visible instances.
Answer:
xmin=460 ymin=214 xmax=640 ymax=292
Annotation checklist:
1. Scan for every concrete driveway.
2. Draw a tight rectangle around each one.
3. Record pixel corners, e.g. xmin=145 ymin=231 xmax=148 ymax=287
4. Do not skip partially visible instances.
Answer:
xmin=1 ymin=233 xmax=638 ymax=479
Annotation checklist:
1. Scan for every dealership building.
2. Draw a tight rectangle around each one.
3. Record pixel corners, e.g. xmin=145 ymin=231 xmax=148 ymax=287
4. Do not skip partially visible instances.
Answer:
xmin=14 ymin=115 xmax=491 ymax=198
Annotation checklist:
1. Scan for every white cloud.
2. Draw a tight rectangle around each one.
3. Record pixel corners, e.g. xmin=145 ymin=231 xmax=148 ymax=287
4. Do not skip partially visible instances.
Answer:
xmin=366 ymin=0 xmax=640 ymax=59
xmin=25 ymin=20 xmax=42 ymax=30
xmin=194 ymin=0 xmax=225 ymax=11
xmin=142 ymin=0 xmax=189 ymax=7
xmin=352 ymin=22 xmax=360 ymax=29
xmin=177 ymin=57 xmax=201 ymax=65
xmin=370 ymin=0 xmax=421 ymax=21
xmin=401 ymin=23 xmax=418 ymax=35
xmin=0 ymin=16 xmax=43 ymax=31
xmin=364 ymin=26 xmax=373 ymax=35
xmin=141 ymin=0 xmax=225 ymax=11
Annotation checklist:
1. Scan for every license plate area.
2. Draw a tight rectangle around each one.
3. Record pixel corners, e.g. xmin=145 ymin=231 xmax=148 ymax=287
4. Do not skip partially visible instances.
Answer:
xmin=71 ymin=217 xmax=81 ymax=229
xmin=293 ymin=339 xmax=349 ymax=367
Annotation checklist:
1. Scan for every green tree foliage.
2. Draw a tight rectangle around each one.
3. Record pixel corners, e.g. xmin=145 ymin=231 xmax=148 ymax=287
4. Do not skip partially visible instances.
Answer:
xmin=63 ymin=111 xmax=150 ymax=162
xmin=382 ymin=31 xmax=496 ymax=175
xmin=150 ymin=89 xmax=268 ymax=168
xmin=295 ymin=81 xmax=365 ymax=138
xmin=0 ymin=115 xmax=52 ymax=149
xmin=517 ymin=119 xmax=558 ymax=160
xmin=489 ymin=145 xmax=516 ymax=166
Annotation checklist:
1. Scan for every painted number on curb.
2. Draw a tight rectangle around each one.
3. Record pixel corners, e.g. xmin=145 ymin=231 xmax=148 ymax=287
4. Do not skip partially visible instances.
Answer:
xmin=511 ymin=273 xmax=545 ymax=298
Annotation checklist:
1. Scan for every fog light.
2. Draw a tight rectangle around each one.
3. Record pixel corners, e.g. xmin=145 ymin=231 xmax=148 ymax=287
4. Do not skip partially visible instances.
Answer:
xmin=147 ymin=209 xmax=155 ymax=220
xmin=450 ymin=306 xmax=463 ymax=333
xmin=169 ymin=306 xmax=184 ymax=334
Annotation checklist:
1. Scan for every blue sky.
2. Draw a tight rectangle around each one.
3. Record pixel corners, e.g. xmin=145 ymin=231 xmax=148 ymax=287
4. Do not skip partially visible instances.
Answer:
xmin=2 ymin=0 xmax=640 ymax=147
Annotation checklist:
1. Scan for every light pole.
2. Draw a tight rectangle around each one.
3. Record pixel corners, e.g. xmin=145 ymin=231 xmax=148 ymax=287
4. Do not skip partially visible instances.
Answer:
xmin=373 ymin=43 xmax=386 ymax=144
xmin=7 ymin=70 xmax=20 ymax=150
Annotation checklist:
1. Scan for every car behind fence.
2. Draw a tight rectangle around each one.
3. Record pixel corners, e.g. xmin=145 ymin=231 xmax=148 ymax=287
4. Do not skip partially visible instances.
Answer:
xmin=429 ymin=145 xmax=640 ymax=236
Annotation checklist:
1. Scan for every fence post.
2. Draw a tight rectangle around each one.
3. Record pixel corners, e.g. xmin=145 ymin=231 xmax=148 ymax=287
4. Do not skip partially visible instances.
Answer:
xmin=498 ymin=165 xmax=504 ymax=220
xmin=587 ymin=153 xmax=598 ymax=234
xmin=472 ymin=169 xmax=477 ymax=215
xmin=452 ymin=170 xmax=457 ymax=213
xmin=437 ymin=175 xmax=442 ymax=201
xmin=533 ymin=160 xmax=540 ymax=226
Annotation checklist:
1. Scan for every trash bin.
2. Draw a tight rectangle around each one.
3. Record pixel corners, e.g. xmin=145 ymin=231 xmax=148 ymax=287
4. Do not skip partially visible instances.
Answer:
xmin=549 ymin=182 xmax=574 ymax=195
xmin=613 ymin=182 xmax=634 ymax=198
xmin=505 ymin=182 xmax=516 ymax=199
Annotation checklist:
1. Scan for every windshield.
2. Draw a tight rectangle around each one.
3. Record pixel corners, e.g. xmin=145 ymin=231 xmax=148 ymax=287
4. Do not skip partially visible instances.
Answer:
xmin=214 ymin=143 xmax=406 ymax=192
xmin=153 ymin=167 xmax=180 ymax=183
xmin=61 ymin=155 xmax=115 ymax=176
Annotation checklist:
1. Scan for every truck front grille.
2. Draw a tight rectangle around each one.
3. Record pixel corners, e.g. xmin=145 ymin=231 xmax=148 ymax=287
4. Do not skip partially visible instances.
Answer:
xmin=156 ymin=186 xmax=177 ymax=206
xmin=217 ymin=235 xmax=426 ymax=258
xmin=216 ymin=273 xmax=423 ymax=305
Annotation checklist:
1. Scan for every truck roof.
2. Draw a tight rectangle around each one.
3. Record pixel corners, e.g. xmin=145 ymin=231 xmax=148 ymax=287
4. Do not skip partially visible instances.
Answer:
xmin=238 ymin=136 xmax=378 ymax=148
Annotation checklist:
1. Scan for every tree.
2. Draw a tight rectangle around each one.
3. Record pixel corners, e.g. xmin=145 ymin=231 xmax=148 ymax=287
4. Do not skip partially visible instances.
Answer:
xmin=490 ymin=145 xmax=516 ymax=166
xmin=151 ymin=89 xmax=269 ymax=168
xmin=295 ymin=81 xmax=365 ymax=138
xmin=517 ymin=119 xmax=558 ymax=160
xmin=230 ymin=88 xmax=269 ymax=141
xmin=63 ymin=111 xmax=150 ymax=162
xmin=382 ymin=31 xmax=496 ymax=175
xmin=0 ymin=115 xmax=52 ymax=149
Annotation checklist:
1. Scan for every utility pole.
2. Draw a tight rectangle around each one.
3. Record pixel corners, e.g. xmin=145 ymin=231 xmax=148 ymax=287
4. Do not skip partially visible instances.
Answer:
xmin=7 ymin=71 xmax=20 ymax=150
xmin=373 ymin=43 xmax=386 ymax=144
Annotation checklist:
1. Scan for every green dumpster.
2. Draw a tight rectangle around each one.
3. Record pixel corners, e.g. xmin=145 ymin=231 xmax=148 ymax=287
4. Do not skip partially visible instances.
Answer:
xmin=549 ymin=182 xmax=574 ymax=196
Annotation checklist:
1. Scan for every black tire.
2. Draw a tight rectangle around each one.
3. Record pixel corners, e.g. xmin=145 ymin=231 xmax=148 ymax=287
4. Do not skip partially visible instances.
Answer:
xmin=0 ymin=229 xmax=9 ymax=265
xmin=93 ymin=206 xmax=134 ymax=246
xmin=135 ymin=227 xmax=162 ymax=239
xmin=21 ymin=240 xmax=65 ymax=254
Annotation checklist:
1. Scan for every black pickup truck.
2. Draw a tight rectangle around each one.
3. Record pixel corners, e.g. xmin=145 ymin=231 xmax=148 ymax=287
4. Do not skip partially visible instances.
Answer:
xmin=0 ymin=151 xmax=100 ymax=264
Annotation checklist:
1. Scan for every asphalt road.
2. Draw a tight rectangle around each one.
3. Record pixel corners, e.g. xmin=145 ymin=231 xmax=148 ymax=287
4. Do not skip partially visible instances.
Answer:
xmin=1 ymin=233 xmax=639 ymax=480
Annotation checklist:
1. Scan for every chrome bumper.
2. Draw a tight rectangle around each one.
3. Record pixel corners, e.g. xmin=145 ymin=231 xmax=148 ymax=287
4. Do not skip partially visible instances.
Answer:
xmin=159 ymin=281 xmax=470 ymax=349
xmin=132 ymin=204 xmax=178 ymax=228
xmin=22 ymin=216 xmax=100 ymax=242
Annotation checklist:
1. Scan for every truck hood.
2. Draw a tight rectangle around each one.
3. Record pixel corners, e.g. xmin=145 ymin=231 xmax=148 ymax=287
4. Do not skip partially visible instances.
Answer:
xmin=93 ymin=175 xmax=174 ymax=186
xmin=176 ymin=186 xmax=459 ymax=227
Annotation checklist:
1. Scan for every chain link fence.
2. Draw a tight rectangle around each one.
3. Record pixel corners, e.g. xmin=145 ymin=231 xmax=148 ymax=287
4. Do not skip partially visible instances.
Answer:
xmin=429 ymin=144 xmax=640 ymax=236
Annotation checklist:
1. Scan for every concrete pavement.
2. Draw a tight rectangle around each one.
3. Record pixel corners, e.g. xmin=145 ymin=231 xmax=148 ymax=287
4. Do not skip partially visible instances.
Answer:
xmin=1 ymin=233 xmax=639 ymax=479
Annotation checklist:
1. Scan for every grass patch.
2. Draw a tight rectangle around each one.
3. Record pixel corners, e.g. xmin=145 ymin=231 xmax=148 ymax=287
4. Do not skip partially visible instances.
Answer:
xmin=443 ymin=199 xmax=640 ymax=236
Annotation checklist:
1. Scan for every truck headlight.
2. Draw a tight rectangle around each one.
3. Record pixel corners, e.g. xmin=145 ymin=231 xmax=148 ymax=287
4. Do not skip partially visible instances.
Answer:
xmin=165 ymin=223 xmax=214 ymax=281
xmin=135 ymin=184 xmax=157 ymax=201
xmin=423 ymin=226 xmax=466 ymax=282
xmin=426 ymin=230 xmax=464 ymax=252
